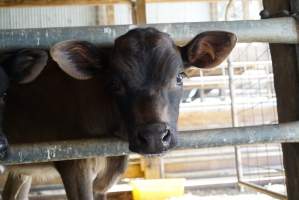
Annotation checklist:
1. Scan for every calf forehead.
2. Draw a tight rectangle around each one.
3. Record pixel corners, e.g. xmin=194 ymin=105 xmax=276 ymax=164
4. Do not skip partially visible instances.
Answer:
xmin=112 ymin=28 xmax=183 ymax=88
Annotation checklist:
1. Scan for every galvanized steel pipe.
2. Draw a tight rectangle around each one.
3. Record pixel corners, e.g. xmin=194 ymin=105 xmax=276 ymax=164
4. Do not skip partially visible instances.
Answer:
xmin=1 ymin=121 xmax=299 ymax=165
xmin=0 ymin=17 xmax=298 ymax=50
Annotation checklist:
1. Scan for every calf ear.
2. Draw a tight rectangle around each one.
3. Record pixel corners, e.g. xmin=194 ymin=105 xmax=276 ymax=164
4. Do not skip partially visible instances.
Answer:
xmin=50 ymin=40 xmax=103 ymax=80
xmin=180 ymin=31 xmax=237 ymax=69
xmin=0 ymin=49 xmax=48 ymax=84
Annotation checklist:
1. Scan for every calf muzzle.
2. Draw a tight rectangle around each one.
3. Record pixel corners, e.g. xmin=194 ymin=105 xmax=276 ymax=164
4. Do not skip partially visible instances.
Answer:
xmin=130 ymin=122 xmax=175 ymax=155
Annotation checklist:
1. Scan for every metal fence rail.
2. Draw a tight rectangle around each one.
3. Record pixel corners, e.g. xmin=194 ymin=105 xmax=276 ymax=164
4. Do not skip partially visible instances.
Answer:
xmin=1 ymin=121 xmax=299 ymax=165
xmin=0 ymin=17 xmax=297 ymax=50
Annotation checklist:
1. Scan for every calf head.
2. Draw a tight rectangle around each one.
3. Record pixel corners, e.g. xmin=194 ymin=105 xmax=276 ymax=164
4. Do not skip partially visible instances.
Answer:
xmin=0 ymin=49 xmax=48 ymax=105
xmin=0 ymin=49 xmax=48 ymax=158
xmin=0 ymin=49 xmax=48 ymax=84
xmin=51 ymin=28 xmax=236 ymax=155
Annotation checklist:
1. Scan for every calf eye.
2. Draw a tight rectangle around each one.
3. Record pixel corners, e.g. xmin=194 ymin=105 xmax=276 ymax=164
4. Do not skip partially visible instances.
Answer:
xmin=176 ymin=73 xmax=184 ymax=86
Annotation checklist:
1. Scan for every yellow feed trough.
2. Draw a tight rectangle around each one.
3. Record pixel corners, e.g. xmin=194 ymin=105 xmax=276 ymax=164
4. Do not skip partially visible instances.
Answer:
xmin=130 ymin=178 xmax=185 ymax=200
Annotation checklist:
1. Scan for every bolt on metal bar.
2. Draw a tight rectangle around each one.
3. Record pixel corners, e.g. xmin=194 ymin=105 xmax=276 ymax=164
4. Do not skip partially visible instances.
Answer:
xmin=1 ymin=121 xmax=299 ymax=165
xmin=0 ymin=17 xmax=298 ymax=50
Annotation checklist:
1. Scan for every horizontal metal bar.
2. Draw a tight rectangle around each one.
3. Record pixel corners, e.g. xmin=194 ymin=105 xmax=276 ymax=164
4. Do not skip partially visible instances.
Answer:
xmin=238 ymin=181 xmax=287 ymax=200
xmin=0 ymin=17 xmax=297 ymax=50
xmin=1 ymin=121 xmax=299 ymax=165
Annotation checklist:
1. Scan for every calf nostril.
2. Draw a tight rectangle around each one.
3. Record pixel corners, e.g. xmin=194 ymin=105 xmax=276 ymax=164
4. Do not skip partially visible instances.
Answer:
xmin=161 ymin=129 xmax=171 ymax=146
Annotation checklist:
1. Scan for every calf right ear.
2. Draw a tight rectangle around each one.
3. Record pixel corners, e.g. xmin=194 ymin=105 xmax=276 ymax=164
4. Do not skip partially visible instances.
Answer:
xmin=50 ymin=40 xmax=103 ymax=80
xmin=0 ymin=49 xmax=48 ymax=84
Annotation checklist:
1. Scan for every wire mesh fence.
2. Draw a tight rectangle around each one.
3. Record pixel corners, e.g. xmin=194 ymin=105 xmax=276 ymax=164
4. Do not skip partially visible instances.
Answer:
xmin=177 ymin=41 xmax=286 ymax=198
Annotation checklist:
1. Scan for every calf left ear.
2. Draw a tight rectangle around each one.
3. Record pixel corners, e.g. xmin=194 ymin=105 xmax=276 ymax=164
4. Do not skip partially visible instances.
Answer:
xmin=180 ymin=31 xmax=237 ymax=69
xmin=0 ymin=49 xmax=48 ymax=84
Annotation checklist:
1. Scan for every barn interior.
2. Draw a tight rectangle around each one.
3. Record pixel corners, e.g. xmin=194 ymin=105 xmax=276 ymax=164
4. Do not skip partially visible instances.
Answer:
xmin=0 ymin=0 xmax=296 ymax=200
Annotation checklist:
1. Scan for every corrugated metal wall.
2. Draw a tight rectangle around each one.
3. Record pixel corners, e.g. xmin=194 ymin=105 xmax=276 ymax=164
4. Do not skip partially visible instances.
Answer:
xmin=0 ymin=6 xmax=97 ymax=29
xmin=0 ymin=1 xmax=263 ymax=29
xmin=114 ymin=4 xmax=132 ymax=25
xmin=146 ymin=2 xmax=210 ymax=23
xmin=0 ymin=2 xmax=212 ymax=29
xmin=114 ymin=2 xmax=211 ymax=24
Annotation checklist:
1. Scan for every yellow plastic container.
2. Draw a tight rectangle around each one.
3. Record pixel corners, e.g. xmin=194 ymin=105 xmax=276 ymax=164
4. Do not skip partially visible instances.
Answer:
xmin=130 ymin=178 xmax=185 ymax=200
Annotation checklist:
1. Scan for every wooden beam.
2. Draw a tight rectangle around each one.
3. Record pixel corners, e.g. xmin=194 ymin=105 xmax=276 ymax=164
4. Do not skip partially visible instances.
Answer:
xmin=262 ymin=0 xmax=299 ymax=199
xmin=132 ymin=0 xmax=146 ymax=25
xmin=141 ymin=157 xmax=164 ymax=179
xmin=106 ymin=4 xmax=115 ymax=25
xmin=0 ymin=0 xmax=232 ymax=8
xmin=4 ymin=0 xmax=231 ymax=7
xmin=95 ymin=5 xmax=114 ymax=25
xmin=107 ymin=191 xmax=133 ymax=200
xmin=136 ymin=0 xmax=146 ymax=24
xmin=123 ymin=162 xmax=144 ymax=178
xmin=0 ymin=0 xmax=131 ymax=7
xmin=147 ymin=0 xmax=231 ymax=2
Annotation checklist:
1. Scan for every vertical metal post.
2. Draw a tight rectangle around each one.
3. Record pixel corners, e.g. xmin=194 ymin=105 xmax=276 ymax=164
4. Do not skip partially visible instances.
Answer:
xmin=220 ymin=65 xmax=226 ymax=100
xmin=199 ymin=70 xmax=205 ymax=102
xmin=225 ymin=0 xmax=235 ymax=20
xmin=228 ymin=59 xmax=238 ymax=127
xmin=283 ymin=1 xmax=299 ymax=199
xmin=225 ymin=0 xmax=238 ymax=127
xmin=225 ymin=0 xmax=244 ymax=190
xmin=235 ymin=146 xmax=244 ymax=190
xmin=228 ymin=57 xmax=244 ymax=188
